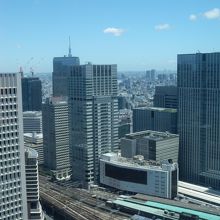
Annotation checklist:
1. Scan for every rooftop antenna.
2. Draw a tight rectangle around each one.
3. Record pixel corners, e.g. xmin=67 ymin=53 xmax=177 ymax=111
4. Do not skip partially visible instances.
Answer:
xmin=68 ymin=36 xmax=72 ymax=57
xmin=19 ymin=66 xmax=24 ymax=78
xmin=30 ymin=67 xmax=34 ymax=77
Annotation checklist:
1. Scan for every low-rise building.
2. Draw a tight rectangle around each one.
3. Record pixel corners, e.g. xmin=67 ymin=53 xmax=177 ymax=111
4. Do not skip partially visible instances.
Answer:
xmin=100 ymin=152 xmax=178 ymax=199
xmin=121 ymin=130 xmax=179 ymax=163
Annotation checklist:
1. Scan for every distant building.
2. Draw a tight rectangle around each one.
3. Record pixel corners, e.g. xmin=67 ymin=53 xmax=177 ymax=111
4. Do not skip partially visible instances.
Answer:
xmin=119 ymin=120 xmax=131 ymax=139
xmin=157 ymin=73 xmax=168 ymax=82
xmin=69 ymin=64 xmax=119 ymax=186
xmin=0 ymin=73 xmax=28 ymax=219
xmin=178 ymin=52 xmax=220 ymax=189
xmin=52 ymin=39 xmax=80 ymax=97
xmin=118 ymin=95 xmax=128 ymax=110
xmin=121 ymin=130 xmax=179 ymax=163
xmin=23 ymin=111 xmax=42 ymax=133
xmin=24 ymin=133 xmax=44 ymax=165
xmin=154 ymin=86 xmax=177 ymax=109
xmin=100 ymin=153 xmax=178 ymax=199
xmin=42 ymin=97 xmax=71 ymax=180
xmin=25 ymin=147 xmax=44 ymax=220
xmin=133 ymin=107 xmax=177 ymax=134
xmin=22 ymin=77 xmax=42 ymax=111
xmin=118 ymin=109 xmax=132 ymax=139
xmin=146 ymin=69 xmax=156 ymax=81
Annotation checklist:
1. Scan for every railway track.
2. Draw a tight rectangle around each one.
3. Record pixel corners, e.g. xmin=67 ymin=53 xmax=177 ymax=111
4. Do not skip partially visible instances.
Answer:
xmin=40 ymin=186 xmax=122 ymax=220
xmin=39 ymin=174 xmax=130 ymax=219
xmin=40 ymin=179 xmax=125 ymax=220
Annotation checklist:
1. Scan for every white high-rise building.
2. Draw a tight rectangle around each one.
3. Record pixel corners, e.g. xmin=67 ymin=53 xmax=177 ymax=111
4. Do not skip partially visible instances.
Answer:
xmin=69 ymin=64 xmax=119 ymax=186
xmin=24 ymin=133 xmax=44 ymax=165
xmin=25 ymin=147 xmax=44 ymax=220
xmin=0 ymin=73 xmax=28 ymax=219
xmin=42 ymin=97 xmax=71 ymax=180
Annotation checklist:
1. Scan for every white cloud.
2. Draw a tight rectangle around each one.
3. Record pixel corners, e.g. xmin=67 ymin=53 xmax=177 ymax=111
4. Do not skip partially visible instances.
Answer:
xmin=203 ymin=8 xmax=220 ymax=19
xmin=189 ymin=14 xmax=197 ymax=21
xmin=103 ymin=27 xmax=125 ymax=36
xmin=154 ymin=23 xmax=171 ymax=31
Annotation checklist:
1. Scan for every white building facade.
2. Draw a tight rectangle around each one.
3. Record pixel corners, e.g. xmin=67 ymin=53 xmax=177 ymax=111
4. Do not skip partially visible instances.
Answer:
xmin=24 ymin=133 xmax=44 ymax=165
xmin=100 ymin=153 xmax=178 ymax=199
xmin=69 ymin=64 xmax=118 ymax=186
xmin=25 ymin=147 xmax=44 ymax=220
xmin=0 ymin=73 xmax=28 ymax=219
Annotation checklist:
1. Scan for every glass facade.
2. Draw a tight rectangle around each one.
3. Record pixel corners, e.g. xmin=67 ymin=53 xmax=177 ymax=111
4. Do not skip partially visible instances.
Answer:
xmin=105 ymin=163 xmax=147 ymax=184
xmin=178 ymin=53 xmax=220 ymax=189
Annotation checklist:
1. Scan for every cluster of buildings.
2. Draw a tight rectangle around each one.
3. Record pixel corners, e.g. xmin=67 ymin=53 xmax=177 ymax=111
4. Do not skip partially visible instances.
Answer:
xmin=1 ymin=50 xmax=220 ymax=219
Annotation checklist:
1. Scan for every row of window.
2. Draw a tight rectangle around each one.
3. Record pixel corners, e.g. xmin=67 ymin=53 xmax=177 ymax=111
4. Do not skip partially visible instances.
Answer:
xmin=1 ymin=111 xmax=17 ymax=117
xmin=0 ymin=118 xmax=18 ymax=125
xmin=0 ymin=88 xmax=17 ymax=96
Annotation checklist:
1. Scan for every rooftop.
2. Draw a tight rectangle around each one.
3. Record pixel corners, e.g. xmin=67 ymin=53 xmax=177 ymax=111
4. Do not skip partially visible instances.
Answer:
xmin=23 ymin=111 xmax=42 ymax=117
xmin=24 ymin=133 xmax=43 ymax=139
xmin=124 ymin=130 xmax=179 ymax=141
xmin=113 ymin=197 xmax=220 ymax=220
xmin=25 ymin=147 xmax=38 ymax=159
xmin=134 ymin=106 xmax=177 ymax=113
xmin=101 ymin=153 xmax=177 ymax=172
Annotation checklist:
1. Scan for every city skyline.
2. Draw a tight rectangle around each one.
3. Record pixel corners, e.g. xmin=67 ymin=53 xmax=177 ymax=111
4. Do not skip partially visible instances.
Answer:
xmin=1 ymin=0 xmax=220 ymax=72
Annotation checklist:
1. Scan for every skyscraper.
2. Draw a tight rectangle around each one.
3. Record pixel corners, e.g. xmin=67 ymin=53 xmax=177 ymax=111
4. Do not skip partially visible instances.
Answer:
xmin=69 ymin=63 xmax=118 ymax=186
xmin=154 ymin=86 xmax=178 ymax=109
xmin=133 ymin=107 xmax=177 ymax=134
xmin=42 ymin=97 xmax=71 ymax=180
xmin=23 ymin=111 xmax=42 ymax=133
xmin=25 ymin=147 xmax=44 ymax=220
xmin=52 ymin=38 xmax=80 ymax=97
xmin=146 ymin=69 xmax=156 ymax=81
xmin=22 ymin=77 xmax=42 ymax=111
xmin=24 ymin=133 xmax=44 ymax=165
xmin=0 ymin=73 xmax=28 ymax=219
xmin=178 ymin=52 xmax=220 ymax=189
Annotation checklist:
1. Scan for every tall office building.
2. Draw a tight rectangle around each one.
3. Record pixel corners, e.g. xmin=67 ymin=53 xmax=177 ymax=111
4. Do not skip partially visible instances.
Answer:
xmin=42 ymin=97 xmax=71 ymax=180
xmin=25 ymin=147 xmax=44 ymax=220
xmin=154 ymin=86 xmax=177 ymax=109
xmin=23 ymin=111 xmax=42 ymax=133
xmin=24 ymin=133 xmax=44 ymax=165
xmin=0 ymin=73 xmax=28 ymax=219
xmin=118 ymin=109 xmax=132 ymax=139
xmin=178 ymin=52 xmax=220 ymax=189
xmin=22 ymin=77 xmax=42 ymax=111
xmin=146 ymin=69 xmax=156 ymax=81
xmin=133 ymin=107 xmax=177 ymax=134
xmin=69 ymin=63 xmax=118 ymax=186
xmin=52 ymin=39 xmax=80 ymax=97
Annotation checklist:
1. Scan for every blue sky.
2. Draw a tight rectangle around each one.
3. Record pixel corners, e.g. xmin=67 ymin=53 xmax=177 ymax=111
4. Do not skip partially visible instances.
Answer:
xmin=0 ymin=0 xmax=220 ymax=72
